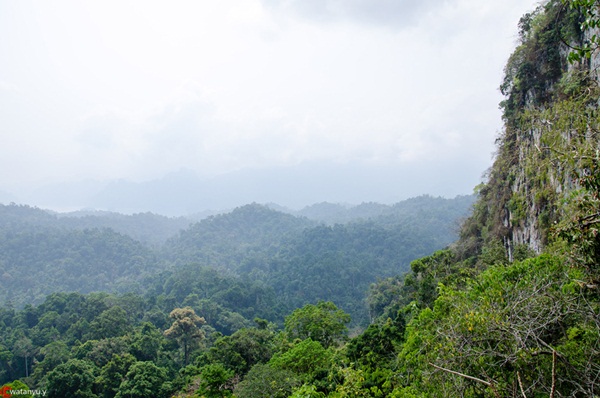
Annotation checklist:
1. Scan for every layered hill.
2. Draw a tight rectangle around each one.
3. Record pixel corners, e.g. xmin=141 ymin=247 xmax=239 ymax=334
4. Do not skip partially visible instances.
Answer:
xmin=0 ymin=196 xmax=472 ymax=325
xmin=3 ymin=2 xmax=600 ymax=396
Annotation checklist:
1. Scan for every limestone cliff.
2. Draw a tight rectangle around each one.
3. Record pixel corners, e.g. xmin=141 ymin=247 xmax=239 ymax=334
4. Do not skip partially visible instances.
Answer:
xmin=460 ymin=0 xmax=600 ymax=262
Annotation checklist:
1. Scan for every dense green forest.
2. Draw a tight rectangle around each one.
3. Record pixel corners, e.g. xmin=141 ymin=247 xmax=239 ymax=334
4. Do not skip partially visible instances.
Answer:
xmin=0 ymin=195 xmax=471 ymax=397
xmin=0 ymin=196 xmax=470 ymax=324
xmin=3 ymin=0 xmax=600 ymax=396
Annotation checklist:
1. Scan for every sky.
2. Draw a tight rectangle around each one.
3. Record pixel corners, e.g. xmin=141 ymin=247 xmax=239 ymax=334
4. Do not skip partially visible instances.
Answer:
xmin=0 ymin=0 xmax=540 ymax=210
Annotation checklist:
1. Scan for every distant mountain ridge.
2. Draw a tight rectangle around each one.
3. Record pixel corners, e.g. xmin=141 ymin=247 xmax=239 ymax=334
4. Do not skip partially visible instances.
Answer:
xmin=0 ymin=195 xmax=474 ymax=244
xmin=291 ymin=195 xmax=475 ymax=226
xmin=0 ymin=196 xmax=473 ymax=324
xmin=0 ymin=203 xmax=191 ymax=246
xmin=6 ymin=160 xmax=476 ymax=216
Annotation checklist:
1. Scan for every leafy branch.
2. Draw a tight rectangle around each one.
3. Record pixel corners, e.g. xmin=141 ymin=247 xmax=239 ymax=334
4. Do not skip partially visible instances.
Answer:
xmin=562 ymin=0 xmax=600 ymax=62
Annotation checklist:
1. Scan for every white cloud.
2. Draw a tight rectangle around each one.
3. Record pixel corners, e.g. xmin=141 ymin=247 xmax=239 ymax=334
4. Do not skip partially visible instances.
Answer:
xmin=261 ymin=0 xmax=445 ymax=28
xmin=0 ymin=0 xmax=539 ymax=203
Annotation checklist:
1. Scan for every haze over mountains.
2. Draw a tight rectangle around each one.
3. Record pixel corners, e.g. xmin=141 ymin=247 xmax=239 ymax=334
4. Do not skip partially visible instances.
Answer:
xmin=6 ymin=161 xmax=475 ymax=216
xmin=3 ymin=1 xmax=600 ymax=395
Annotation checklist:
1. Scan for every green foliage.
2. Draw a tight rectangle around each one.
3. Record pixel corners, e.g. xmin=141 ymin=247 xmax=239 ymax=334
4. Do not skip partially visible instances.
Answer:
xmin=87 ymin=306 xmax=132 ymax=340
xmin=30 ymin=341 xmax=69 ymax=385
xmin=156 ymin=265 xmax=272 ymax=334
xmin=512 ymin=72 xmax=600 ymax=277
xmin=257 ymin=217 xmax=461 ymax=324
xmin=397 ymin=255 xmax=600 ymax=397
xmin=0 ymin=226 xmax=161 ymax=306
xmin=129 ymin=323 xmax=164 ymax=362
xmin=366 ymin=276 xmax=404 ymax=321
xmin=115 ymin=361 xmax=171 ymax=398
xmin=298 ymin=195 xmax=474 ymax=229
xmin=507 ymin=193 xmax=527 ymax=223
xmin=196 ymin=363 xmax=234 ymax=397
xmin=563 ymin=0 xmax=600 ymax=62
xmin=233 ymin=363 xmax=300 ymax=398
xmin=0 ymin=197 xmax=470 ymax=328
xmin=96 ymin=354 xmax=136 ymax=398
xmin=289 ymin=384 xmax=326 ymax=398
xmin=46 ymin=359 xmax=97 ymax=398
xmin=203 ymin=326 xmax=276 ymax=375
xmin=346 ymin=316 xmax=405 ymax=370
xmin=0 ymin=203 xmax=190 ymax=245
xmin=401 ymin=249 xmax=476 ymax=309
xmin=284 ymin=302 xmax=350 ymax=349
xmin=163 ymin=203 xmax=314 ymax=267
xmin=329 ymin=367 xmax=373 ymax=398
xmin=269 ymin=339 xmax=332 ymax=379
xmin=501 ymin=1 xmax=580 ymax=117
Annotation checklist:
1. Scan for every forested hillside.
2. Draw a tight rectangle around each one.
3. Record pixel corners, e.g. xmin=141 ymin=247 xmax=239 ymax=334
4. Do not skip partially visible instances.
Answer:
xmin=4 ymin=1 xmax=600 ymax=396
xmin=0 ymin=204 xmax=192 ymax=245
xmin=0 ymin=197 xmax=468 ymax=325
xmin=0 ymin=195 xmax=471 ymax=396
xmin=0 ymin=205 xmax=170 ymax=304
xmin=293 ymin=195 xmax=474 ymax=227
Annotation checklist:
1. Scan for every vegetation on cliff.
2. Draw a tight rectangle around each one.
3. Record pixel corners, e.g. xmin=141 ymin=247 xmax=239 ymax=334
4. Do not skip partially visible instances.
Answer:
xmin=3 ymin=1 xmax=600 ymax=396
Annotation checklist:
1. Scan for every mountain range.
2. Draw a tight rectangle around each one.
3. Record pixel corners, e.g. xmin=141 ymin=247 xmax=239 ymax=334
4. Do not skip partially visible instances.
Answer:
xmin=7 ymin=160 xmax=476 ymax=216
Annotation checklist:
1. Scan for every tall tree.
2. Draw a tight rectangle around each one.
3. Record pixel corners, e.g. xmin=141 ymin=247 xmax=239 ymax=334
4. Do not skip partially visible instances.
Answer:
xmin=164 ymin=307 xmax=205 ymax=365
xmin=284 ymin=301 xmax=350 ymax=349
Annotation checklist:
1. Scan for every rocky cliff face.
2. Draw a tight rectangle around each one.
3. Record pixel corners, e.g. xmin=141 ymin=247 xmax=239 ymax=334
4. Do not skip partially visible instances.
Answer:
xmin=461 ymin=0 xmax=600 ymax=261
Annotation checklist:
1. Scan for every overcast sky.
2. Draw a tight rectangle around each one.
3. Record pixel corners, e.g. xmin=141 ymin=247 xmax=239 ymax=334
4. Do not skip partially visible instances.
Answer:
xmin=0 ymin=0 xmax=540 ymax=205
